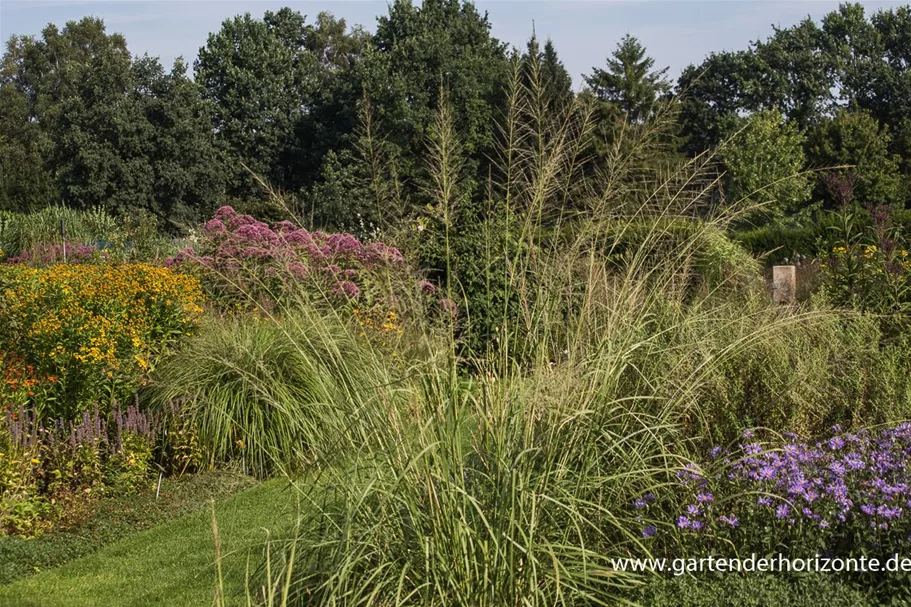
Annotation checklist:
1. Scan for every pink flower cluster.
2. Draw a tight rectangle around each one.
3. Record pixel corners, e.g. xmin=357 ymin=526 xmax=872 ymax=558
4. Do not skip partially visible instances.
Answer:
xmin=7 ymin=242 xmax=103 ymax=266
xmin=167 ymin=206 xmax=406 ymax=302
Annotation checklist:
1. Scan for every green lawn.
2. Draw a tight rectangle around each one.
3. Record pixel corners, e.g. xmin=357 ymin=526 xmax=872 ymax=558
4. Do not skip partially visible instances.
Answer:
xmin=0 ymin=477 xmax=300 ymax=607
xmin=0 ymin=471 xmax=259 ymax=585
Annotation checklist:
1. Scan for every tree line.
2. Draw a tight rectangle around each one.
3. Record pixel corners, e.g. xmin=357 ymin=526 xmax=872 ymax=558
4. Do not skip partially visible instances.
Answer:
xmin=2 ymin=1 xmax=910 ymax=231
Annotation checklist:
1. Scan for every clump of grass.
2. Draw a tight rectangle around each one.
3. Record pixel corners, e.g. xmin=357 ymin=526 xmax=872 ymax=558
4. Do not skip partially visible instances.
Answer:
xmin=236 ymin=59 xmax=722 ymax=606
xmin=0 ymin=206 xmax=118 ymax=256
xmin=151 ymin=307 xmax=405 ymax=479
xmin=222 ymin=52 xmax=911 ymax=607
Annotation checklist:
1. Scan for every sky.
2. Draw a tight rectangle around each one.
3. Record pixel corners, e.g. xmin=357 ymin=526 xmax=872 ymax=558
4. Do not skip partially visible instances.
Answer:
xmin=0 ymin=0 xmax=906 ymax=87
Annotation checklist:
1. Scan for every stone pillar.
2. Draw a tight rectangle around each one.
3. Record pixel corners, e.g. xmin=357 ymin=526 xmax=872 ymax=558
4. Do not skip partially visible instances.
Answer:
xmin=772 ymin=265 xmax=796 ymax=305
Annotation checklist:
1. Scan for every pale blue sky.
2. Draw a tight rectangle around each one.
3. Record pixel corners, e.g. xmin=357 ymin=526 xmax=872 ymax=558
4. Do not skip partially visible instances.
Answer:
xmin=0 ymin=1 xmax=905 ymax=86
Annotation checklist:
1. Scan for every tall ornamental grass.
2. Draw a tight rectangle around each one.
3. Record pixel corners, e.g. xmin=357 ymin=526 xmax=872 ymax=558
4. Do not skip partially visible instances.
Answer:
xmin=217 ymin=56 xmax=911 ymax=606
xmin=0 ymin=206 xmax=118 ymax=258
xmin=233 ymin=58 xmax=802 ymax=607
xmin=151 ymin=306 xmax=413 ymax=479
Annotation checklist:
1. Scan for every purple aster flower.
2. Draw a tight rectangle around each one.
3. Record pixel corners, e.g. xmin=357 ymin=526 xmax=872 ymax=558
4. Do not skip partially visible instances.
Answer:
xmin=877 ymin=505 xmax=902 ymax=519
xmin=642 ymin=525 xmax=656 ymax=538
xmin=776 ymin=505 xmax=790 ymax=519
xmin=829 ymin=461 xmax=846 ymax=476
xmin=758 ymin=466 xmax=776 ymax=481
xmin=676 ymin=516 xmax=691 ymax=529
xmin=844 ymin=453 xmax=867 ymax=470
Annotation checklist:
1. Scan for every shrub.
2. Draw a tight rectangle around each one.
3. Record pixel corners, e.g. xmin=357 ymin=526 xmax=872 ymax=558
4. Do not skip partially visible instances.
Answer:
xmin=732 ymin=223 xmax=821 ymax=265
xmin=602 ymin=218 xmax=762 ymax=285
xmin=819 ymin=202 xmax=911 ymax=336
xmin=0 ymin=263 xmax=204 ymax=418
xmin=721 ymin=108 xmax=812 ymax=222
xmin=166 ymin=206 xmax=443 ymax=337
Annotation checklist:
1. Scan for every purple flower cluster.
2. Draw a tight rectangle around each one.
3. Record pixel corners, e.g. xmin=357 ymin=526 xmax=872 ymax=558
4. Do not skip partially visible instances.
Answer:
xmin=7 ymin=242 xmax=102 ymax=266
xmin=5 ymin=401 xmax=158 ymax=456
xmin=167 ymin=206 xmax=411 ymax=304
xmin=671 ymin=423 xmax=911 ymax=546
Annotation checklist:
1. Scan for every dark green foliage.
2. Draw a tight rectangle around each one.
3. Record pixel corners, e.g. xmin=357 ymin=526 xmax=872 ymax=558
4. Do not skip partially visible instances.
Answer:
xmin=677 ymin=51 xmax=754 ymax=155
xmin=634 ymin=574 xmax=875 ymax=607
xmin=195 ymin=9 xmax=367 ymax=200
xmin=0 ymin=85 xmax=56 ymax=212
xmin=520 ymin=34 xmax=573 ymax=115
xmin=304 ymin=92 xmax=409 ymax=231
xmin=583 ymin=35 xmax=685 ymax=186
xmin=350 ymin=0 xmax=510 ymax=209
xmin=676 ymin=15 xmax=831 ymax=152
xmin=675 ymin=3 xmax=911 ymax=212
xmin=732 ymin=224 xmax=821 ymax=264
xmin=0 ymin=18 xmax=227 ymax=225
xmin=586 ymin=34 xmax=671 ymax=124
xmin=806 ymin=109 xmax=907 ymax=208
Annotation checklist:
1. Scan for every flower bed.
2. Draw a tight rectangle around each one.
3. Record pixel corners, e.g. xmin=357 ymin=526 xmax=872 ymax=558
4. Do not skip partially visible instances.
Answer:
xmin=0 ymin=263 xmax=204 ymax=418
xmin=167 ymin=206 xmax=449 ymax=340
xmin=0 ymin=402 xmax=158 ymax=536
xmin=637 ymin=423 xmax=911 ymax=566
